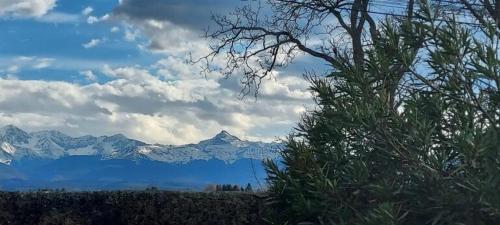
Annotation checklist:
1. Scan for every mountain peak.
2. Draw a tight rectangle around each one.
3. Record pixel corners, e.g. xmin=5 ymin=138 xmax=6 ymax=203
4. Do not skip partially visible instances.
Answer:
xmin=0 ymin=125 xmax=30 ymax=144
xmin=1 ymin=124 xmax=20 ymax=132
xmin=110 ymin=133 xmax=127 ymax=139
xmin=211 ymin=130 xmax=240 ymax=143
xmin=103 ymin=133 xmax=129 ymax=142
xmin=0 ymin=126 xmax=282 ymax=166
xmin=196 ymin=130 xmax=241 ymax=146
xmin=217 ymin=130 xmax=231 ymax=136
xmin=216 ymin=130 xmax=239 ymax=139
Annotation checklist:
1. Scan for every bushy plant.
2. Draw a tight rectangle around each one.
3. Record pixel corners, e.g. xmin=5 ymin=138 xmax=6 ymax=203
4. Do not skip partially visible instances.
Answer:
xmin=264 ymin=1 xmax=500 ymax=224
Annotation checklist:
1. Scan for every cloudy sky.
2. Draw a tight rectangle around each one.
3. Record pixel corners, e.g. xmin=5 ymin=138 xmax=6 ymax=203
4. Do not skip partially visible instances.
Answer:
xmin=0 ymin=0 xmax=324 ymax=144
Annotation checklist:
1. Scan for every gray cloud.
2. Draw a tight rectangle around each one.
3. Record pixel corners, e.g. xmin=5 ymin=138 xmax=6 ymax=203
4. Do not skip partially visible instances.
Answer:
xmin=113 ymin=0 xmax=243 ymax=30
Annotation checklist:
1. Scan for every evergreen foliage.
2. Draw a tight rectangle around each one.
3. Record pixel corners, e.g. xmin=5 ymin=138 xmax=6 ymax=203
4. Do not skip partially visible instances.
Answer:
xmin=215 ymin=184 xmax=247 ymax=192
xmin=245 ymin=183 xmax=253 ymax=192
xmin=264 ymin=1 xmax=500 ymax=224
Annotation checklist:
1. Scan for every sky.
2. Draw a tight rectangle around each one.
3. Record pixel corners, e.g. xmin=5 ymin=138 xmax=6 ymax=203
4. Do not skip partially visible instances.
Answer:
xmin=0 ymin=0 xmax=325 ymax=145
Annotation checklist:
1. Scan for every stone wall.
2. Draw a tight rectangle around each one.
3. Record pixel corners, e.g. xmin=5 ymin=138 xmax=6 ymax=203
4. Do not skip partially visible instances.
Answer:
xmin=0 ymin=191 xmax=269 ymax=225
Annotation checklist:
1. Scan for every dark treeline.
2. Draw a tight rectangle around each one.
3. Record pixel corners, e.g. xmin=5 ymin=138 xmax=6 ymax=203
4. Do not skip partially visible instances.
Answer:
xmin=215 ymin=183 xmax=253 ymax=192
xmin=0 ymin=191 xmax=267 ymax=225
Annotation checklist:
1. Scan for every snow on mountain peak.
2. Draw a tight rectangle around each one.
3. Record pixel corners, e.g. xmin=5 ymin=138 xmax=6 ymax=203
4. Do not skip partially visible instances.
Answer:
xmin=0 ymin=126 xmax=281 ymax=164
xmin=0 ymin=125 xmax=19 ymax=132
xmin=197 ymin=130 xmax=242 ymax=146
xmin=0 ymin=125 xmax=30 ymax=144
xmin=106 ymin=133 xmax=128 ymax=140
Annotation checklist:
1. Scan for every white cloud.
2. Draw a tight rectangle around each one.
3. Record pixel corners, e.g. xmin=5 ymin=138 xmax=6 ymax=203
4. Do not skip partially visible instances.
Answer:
xmin=111 ymin=26 xmax=120 ymax=32
xmin=79 ymin=70 xmax=97 ymax=82
xmin=124 ymin=28 xmax=139 ymax=41
xmin=86 ymin=14 xmax=109 ymax=24
xmin=7 ymin=65 xmax=19 ymax=73
xmin=259 ymin=73 xmax=312 ymax=100
xmin=0 ymin=0 xmax=57 ymax=18
xmin=33 ymin=58 xmax=54 ymax=69
xmin=0 ymin=56 xmax=114 ymax=72
xmin=154 ymin=56 xmax=222 ymax=80
xmin=82 ymin=6 xmax=93 ymax=16
xmin=146 ymin=19 xmax=163 ymax=29
xmin=82 ymin=39 xmax=103 ymax=49
xmin=87 ymin=16 xmax=98 ymax=24
xmin=102 ymin=64 xmax=156 ymax=82
xmin=0 ymin=63 xmax=312 ymax=144
xmin=35 ymin=12 xmax=79 ymax=23
xmin=0 ymin=112 xmax=67 ymax=128
xmin=0 ymin=56 xmax=55 ymax=71
xmin=15 ymin=56 xmax=34 ymax=61
xmin=100 ymin=14 xmax=110 ymax=21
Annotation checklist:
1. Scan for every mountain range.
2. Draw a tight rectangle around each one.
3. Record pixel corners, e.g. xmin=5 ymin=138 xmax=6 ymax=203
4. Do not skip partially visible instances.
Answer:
xmin=0 ymin=125 xmax=283 ymax=190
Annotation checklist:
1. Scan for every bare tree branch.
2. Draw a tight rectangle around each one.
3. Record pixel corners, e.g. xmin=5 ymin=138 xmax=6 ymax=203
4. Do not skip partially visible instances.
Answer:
xmin=195 ymin=0 xmax=382 ymax=95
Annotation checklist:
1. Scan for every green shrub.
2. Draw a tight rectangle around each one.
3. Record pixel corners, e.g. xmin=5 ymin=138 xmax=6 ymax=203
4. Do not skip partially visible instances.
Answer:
xmin=265 ymin=1 xmax=500 ymax=224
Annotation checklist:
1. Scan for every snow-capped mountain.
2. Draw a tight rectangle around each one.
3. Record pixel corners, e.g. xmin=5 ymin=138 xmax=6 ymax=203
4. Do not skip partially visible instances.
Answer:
xmin=0 ymin=125 xmax=282 ymax=165
xmin=0 ymin=125 xmax=30 ymax=144
xmin=0 ymin=125 xmax=283 ymax=190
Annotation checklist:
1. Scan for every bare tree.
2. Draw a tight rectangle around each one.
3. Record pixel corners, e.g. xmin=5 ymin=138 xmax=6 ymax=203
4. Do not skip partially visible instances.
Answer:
xmin=197 ymin=0 xmax=421 ymax=98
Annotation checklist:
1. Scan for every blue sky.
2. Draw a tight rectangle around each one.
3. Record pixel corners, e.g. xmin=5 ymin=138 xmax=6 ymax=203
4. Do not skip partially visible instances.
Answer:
xmin=0 ymin=0 xmax=158 ymax=82
xmin=0 ymin=0 xmax=321 ymax=144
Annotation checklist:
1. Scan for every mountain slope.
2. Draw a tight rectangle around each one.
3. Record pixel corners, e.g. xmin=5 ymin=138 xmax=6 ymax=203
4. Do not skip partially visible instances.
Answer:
xmin=0 ymin=125 xmax=281 ymax=165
